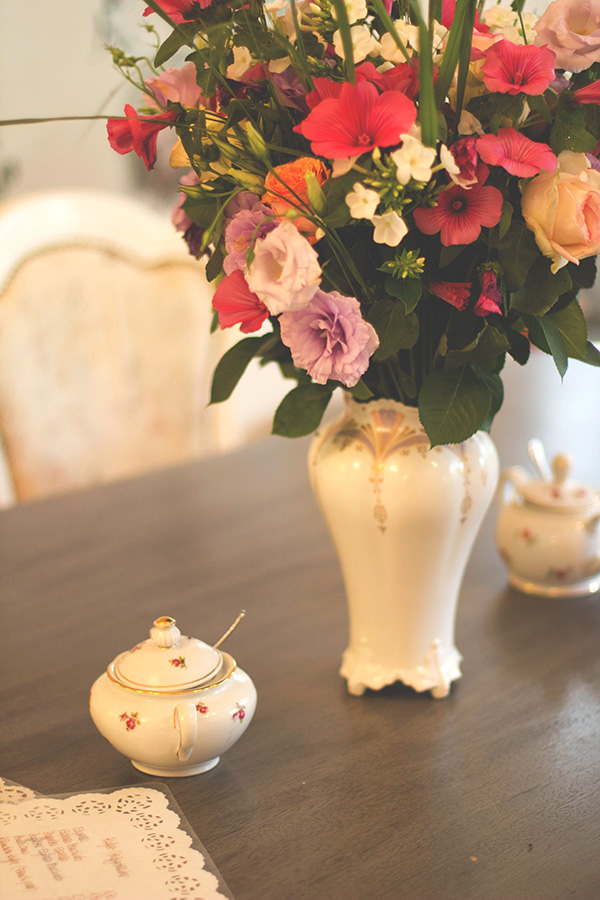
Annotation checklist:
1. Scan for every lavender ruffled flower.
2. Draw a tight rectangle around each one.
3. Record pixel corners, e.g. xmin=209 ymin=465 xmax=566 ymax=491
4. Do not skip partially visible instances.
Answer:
xmin=279 ymin=289 xmax=379 ymax=387
xmin=223 ymin=202 xmax=276 ymax=274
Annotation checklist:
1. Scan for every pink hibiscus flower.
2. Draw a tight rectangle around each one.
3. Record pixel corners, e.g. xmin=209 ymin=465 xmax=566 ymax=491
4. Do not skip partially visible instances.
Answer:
xmin=477 ymin=128 xmax=557 ymax=177
xmin=442 ymin=0 xmax=488 ymax=32
xmin=142 ymin=0 xmax=206 ymax=23
xmin=212 ymin=270 xmax=269 ymax=334
xmin=413 ymin=164 xmax=503 ymax=246
xmin=475 ymin=270 xmax=503 ymax=316
xmin=106 ymin=104 xmax=177 ymax=171
xmin=295 ymin=81 xmax=417 ymax=160
xmin=572 ymin=79 xmax=600 ymax=104
xmin=429 ymin=281 xmax=472 ymax=310
xmin=481 ymin=40 xmax=556 ymax=95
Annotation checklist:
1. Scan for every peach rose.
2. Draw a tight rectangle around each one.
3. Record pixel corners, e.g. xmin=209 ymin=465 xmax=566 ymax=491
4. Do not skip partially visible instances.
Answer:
xmin=262 ymin=157 xmax=329 ymax=241
xmin=521 ymin=151 xmax=600 ymax=272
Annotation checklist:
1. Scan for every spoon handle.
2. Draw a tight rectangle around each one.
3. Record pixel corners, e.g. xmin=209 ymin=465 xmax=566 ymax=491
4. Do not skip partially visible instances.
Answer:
xmin=527 ymin=438 xmax=552 ymax=482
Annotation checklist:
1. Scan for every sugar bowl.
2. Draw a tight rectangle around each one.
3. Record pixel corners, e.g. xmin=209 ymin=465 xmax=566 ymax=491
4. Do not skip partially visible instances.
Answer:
xmin=89 ymin=614 xmax=256 ymax=776
xmin=496 ymin=441 xmax=600 ymax=597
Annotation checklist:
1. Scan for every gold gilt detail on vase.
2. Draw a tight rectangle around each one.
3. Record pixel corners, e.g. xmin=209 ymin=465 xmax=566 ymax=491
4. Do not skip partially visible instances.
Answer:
xmin=334 ymin=408 xmax=430 ymax=532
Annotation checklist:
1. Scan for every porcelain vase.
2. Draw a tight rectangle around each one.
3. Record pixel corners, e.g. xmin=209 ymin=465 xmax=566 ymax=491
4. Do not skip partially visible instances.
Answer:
xmin=308 ymin=398 xmax=499 ymax=698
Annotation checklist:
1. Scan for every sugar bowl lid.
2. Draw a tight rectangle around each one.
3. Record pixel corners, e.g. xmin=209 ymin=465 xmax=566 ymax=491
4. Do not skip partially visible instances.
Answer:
xmin=109 ymin=615 xmax=241 ymax=693
xmin=519 ymin=443 xmax=600 ymax=513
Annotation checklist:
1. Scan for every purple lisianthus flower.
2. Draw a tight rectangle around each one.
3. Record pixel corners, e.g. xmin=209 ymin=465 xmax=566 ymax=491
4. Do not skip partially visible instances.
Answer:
xmin=223 ymin=190 xmax=261 ymax=222
xmin=223 ymin=202 xmax=277 ymax=274
xmin=279 ymin=289 xmax=379 ymax=387
xmin=270 ymin=66 xmax=309 ymax=113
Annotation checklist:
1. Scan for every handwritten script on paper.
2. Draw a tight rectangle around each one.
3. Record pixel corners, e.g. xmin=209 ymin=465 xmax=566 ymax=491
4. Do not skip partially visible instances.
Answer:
xmin=0 ymin=787 xmax=229 ymax=899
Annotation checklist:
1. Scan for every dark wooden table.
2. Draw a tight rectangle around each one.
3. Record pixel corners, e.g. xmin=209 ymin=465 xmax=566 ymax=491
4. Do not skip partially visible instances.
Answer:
xmin=2 ymin=350 xmax=600 ymax=900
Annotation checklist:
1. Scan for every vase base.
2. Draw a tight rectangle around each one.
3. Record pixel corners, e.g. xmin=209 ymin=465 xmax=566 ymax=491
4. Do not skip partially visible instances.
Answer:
xmin=508 ymin=571 xmax=600 ymax=598
xmin=131 ymin=757 xmax=220 ymax=777
xmin=340 ymin=639 xmax=462 ymax=699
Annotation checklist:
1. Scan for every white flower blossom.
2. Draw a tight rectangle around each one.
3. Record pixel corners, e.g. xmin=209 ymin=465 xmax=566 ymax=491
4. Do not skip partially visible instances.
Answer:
xmin=269 ymin=58 xmax=292 ymax=74
xmin=346 ymin=183 xmax=381 ymax=220
xmin=439 ymin=144 xmax=461 ymax=177
xmin=457 ymin=110 xmax=484 ymax=136
xmin=390 ymin=134 xmax=436 ymax=186
xmin=333 ymin=24 xmax=380 ymax=63
xmin=331 ymin=0 xmax=368 ymax=25
xmin=482 ymin=5 xmax=517 ymax=30
xmin=227 ymin=46 xmax=253 ymax=80
xmin=371 ymin=210 xmax=408 ymax=247
xmin=380 ymin=22 xmax=415 ymax=63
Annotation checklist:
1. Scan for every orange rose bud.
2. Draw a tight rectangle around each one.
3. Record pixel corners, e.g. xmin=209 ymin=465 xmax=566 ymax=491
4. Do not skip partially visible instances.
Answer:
xmin=262 ymin=157 xmax=330 ymax=242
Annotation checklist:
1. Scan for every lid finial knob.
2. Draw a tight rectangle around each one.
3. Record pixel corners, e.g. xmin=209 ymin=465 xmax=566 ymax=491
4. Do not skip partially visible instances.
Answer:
xmin=150 ymin=616 xmax=181 ymax=648
xmin=552 ymin=453 xmax=572 ymax=486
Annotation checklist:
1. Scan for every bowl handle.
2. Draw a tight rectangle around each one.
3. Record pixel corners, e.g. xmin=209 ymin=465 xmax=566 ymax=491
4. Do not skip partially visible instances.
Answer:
xmin=174 ymin=701 xmax=197 ymax=762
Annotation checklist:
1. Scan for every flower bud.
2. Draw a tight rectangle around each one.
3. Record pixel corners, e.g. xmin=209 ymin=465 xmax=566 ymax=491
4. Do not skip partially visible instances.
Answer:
xmin=244 ymin=122 xmax=271 ymax=165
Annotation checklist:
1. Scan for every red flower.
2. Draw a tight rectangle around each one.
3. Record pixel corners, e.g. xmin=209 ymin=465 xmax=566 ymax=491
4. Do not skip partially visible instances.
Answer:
xmin=414 ymin=164 xmax=503 ymax=246
xmin=295 ymin=81 xmax=416 ymax=160
xmin=474 ymin=270 xmax=503 ymax=316
xmin=106 ymin=104 xmax=177 ymax=171
xmin=212 ymin=270 xmax=269 ymax=334
xmin=306 ymin=77 xmax=343 ymax=110
xmin=442 ymin=0 xmax=488 ymax=32
xmin=481 ymin=40 xmax=555 ymax=96
xmin=142 ymin=0 xmax=203 ymax=23
xmin=572 ymin=79 xmax=600 ymax=105
xmin=448 ymin=136 xmax=479 ymax=188
xmin=429 ymin=281 xmax=472 ymax=310
xmin=477 ymin=127 xmax=557 ymax=177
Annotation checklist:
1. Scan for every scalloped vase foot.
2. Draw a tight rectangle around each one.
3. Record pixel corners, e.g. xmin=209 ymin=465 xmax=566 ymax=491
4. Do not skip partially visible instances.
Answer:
xmin=309 ymin=398 xmax=499 ymax=699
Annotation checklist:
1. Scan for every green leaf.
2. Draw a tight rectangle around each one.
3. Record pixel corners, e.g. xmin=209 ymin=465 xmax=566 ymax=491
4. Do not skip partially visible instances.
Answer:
xmin=305 ymin=171 xmax=326 ymax=216
xmin=210 ymin=335 xmax=273 ymax=404
xmin=410 ymin=0 xmax=437 ymax=146
xmin=496 ymin=222 xmax=540 ymax=293
xmin=384 ymin=276 xmax=422 ymax=312
xmin=438 ymin=245 xmax=464 ymax=269
xmin=540 ymin=316 xmax=569 ymax=377
xmin=585 ymin=341 xmax=600 ymax=366
xmin=205 ymin=245 xmax=224 ymax=282
xmin=368 ymin=0 xmax=411 ymax=63
xmin=418 ymin=366 xmax=492 ymax=446
xmin=511 ymin=257 xmax=572 ymax=316
xmin=498 ymin=200 xmax=513 ymax=241
xmin=550 ymin=105 xmax=597 ymax=154
xmin=349 ymin=379 xmax=374 ymax=401
xmin=367 ymin=299 xmax=419 ymax=359
xmin=330 ymin=0 xmax=356 ymax=83
xmin=272 ymin=384 xmax=333 ymax=437
xmin=506 ymin=327 xmax=531 ymax=365
xmin=548 ymin=299 xmax=588 ymax=356
xmin=443 ymin=323 xmax=511 ymax=371
xmin=527 ymin=92 xmax=553 ymax=125
xmin=570 ymin=256 xmax=597 ymax=289
xmin=452 ymin=0 xmax=477 ymax=128
xmin=473 ymin=365 xmax=504 ymax=433
xmin=155 ymin=25 xmax=197 ymax=67
xmin=435 ymin=0 xmax=471 ymax=108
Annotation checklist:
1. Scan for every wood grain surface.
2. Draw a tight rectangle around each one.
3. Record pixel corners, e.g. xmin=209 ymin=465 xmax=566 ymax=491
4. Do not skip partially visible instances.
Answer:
xmin=1 ymin=350 xmax=600 ymax=900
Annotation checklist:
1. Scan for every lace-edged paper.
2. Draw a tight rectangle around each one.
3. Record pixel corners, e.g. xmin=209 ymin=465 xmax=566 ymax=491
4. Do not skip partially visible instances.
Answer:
xmin=0 ymin=775 xmax=43 ymax=804
xmin=0 ymin=784 xmax=233 ymax=899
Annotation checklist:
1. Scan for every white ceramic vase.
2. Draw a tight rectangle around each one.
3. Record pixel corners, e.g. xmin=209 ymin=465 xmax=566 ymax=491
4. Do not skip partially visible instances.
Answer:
xmin=309 ymin=398 xmax=499 ymax=698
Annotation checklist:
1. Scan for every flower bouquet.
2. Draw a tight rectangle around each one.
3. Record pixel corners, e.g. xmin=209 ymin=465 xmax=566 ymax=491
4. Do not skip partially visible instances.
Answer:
xmin=106 ymin=0 xmax=600 ymax=445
